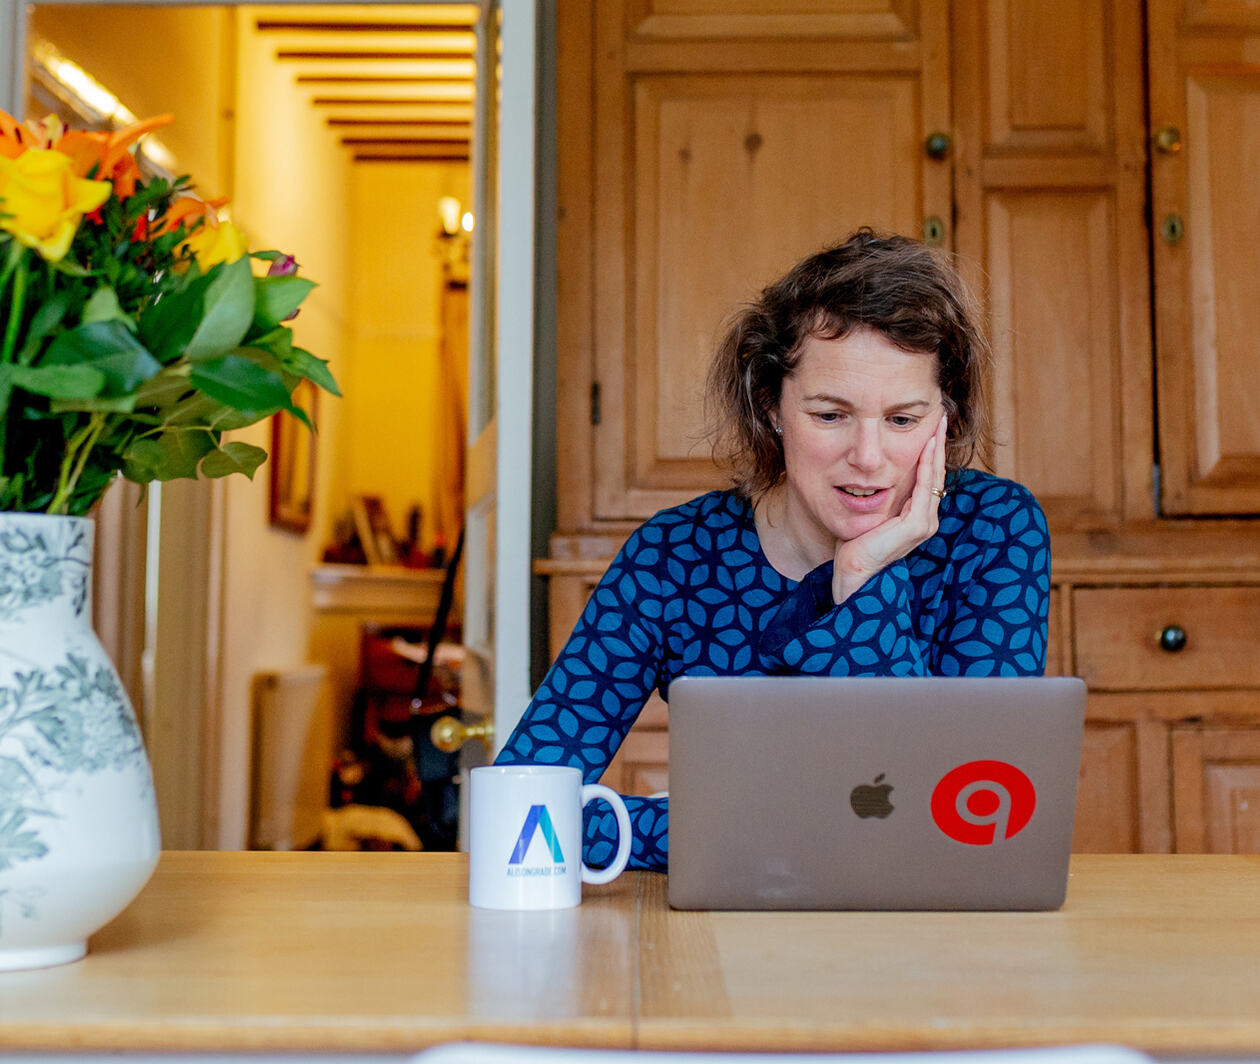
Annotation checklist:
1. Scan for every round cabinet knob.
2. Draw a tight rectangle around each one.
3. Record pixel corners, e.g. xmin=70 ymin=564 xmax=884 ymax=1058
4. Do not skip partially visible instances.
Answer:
xmin=925 ymin=132 xmax=952 ymax=160
xmin=1154 ymin=126 xmax=1182 ymax=154
xmin=430 ymin=715 xmax=494 ymax=753
xmin=922 ymin=216 xmax=946 ymax=246
xmin=1157 ymin=625 xmax=1188 ymax=653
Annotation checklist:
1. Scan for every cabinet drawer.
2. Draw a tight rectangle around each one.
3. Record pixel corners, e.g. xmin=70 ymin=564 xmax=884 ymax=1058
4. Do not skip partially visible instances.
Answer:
xmin=1074 ymin=587 xmax=1260 ymax=690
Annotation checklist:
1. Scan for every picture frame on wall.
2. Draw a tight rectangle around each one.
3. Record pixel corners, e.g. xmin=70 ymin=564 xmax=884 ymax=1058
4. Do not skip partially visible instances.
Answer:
xmin=269 ymin=379 xmax=317 ymax=533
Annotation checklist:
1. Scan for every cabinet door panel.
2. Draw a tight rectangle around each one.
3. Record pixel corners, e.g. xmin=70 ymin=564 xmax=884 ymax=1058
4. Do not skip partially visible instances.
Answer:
xmin=587 ymin=0 xmax=950 ymax=524
xmin=986 ymin=193 xmax=1123 ymax=524
xmin=1184 ymin=76 xmax=1260 ymax=486
xmin=620 ymin=75 xmax=922 ymax=509
xmin=1074 ymin=721 xmax=1140 ymax=852
xmin=983 ymin=0 xmax=1112 ymax=153
xmin=1181 ymin=0 xmax=1260 ymax=32
xmin=1080 ymin=694 xmax=1176 ymax=853
xmin=1150 ymin=0 xmax=1260 ymax=513
xmin=1173 ymin=727 xmax=1260 ymax=852
xmin=953 ymin=0 xmax=1151 ymax=526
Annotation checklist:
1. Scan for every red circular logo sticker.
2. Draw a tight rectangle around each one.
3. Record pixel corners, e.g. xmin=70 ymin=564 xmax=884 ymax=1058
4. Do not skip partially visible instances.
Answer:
xmin=930 ymin=760 xmax=1036 ymax=845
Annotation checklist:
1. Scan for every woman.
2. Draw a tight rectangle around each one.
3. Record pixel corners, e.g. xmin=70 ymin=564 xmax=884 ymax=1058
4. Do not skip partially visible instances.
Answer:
xmin=496 ymin=229 xmax=1050 ymax=872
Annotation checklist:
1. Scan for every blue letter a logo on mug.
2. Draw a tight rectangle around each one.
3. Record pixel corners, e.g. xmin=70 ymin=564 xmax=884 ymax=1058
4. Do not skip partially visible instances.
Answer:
xmin=509 ymin=804 xmax=566 ymax=865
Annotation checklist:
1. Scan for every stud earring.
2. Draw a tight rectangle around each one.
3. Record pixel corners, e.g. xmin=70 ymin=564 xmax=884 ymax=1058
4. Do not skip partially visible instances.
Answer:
xmin=774 ymin=425 xmax=783 ymax=435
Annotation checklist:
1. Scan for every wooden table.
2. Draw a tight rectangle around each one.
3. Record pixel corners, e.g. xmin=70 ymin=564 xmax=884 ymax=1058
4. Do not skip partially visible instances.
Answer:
xmin=1 ymin=852 xmax=1259 ymax=1056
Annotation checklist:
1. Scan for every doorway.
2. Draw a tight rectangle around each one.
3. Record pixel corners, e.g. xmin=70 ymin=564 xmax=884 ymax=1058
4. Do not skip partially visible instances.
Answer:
xmin=15 ymin=3 xmax=478 ymax=848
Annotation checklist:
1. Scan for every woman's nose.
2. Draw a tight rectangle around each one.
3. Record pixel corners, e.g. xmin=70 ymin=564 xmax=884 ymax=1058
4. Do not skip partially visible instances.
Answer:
xmin=847 ymin=419 xmax=883 ymax=471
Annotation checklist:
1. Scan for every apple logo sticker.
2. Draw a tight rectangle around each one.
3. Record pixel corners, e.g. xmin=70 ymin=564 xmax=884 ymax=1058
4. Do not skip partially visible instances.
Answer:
xmin=849 ymin=773 xmax=894 ymax=819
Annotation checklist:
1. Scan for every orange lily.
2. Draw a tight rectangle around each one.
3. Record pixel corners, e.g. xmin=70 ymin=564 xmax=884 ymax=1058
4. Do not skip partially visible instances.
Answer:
xmin=0 ymin=110 xmax=171 ymax=195
xmin=157 ymin=193 xmax=231 ymax=236
xmin=53 ymin=113 xmax=172 ymax=198
xmin=0 ymin=110 xmax=33 ymax=160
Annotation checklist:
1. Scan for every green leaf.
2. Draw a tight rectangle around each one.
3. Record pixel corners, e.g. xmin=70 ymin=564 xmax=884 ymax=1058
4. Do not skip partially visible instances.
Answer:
xmin=199 ymin=441 xmax=267 ymax=479
xmin=16 ymin=291 xmax=74 ymax=364
xmin=164 ymin=392 xmax=257 ymax=431
xmin=138 ymin=271 xmax=213 ymax=362
xmin=288 ymin=347 xmax=341 ymax=397
xmin=121 ymin=430 xmax=216 ymax=483
xmin=190 ymin=354 xmax=291 ymax=419
xmin=42 ymin=321 xmax=162 ymax=397
xmin=244 ymin=325 xmax=293 ymax=359
xmin=12 ymin=363 xmax=107 ymax=400
xmin=252 ymin=275 xmax=315 ymax=331
xmin=185 ymin=257 xmax=255 ymax=362
xmin=82 ymin=286 xmax=131 ymax=329
xmin=285 ymin=402 xmax=314 ymax=432
xmin=133 ymin=364 xmax=194 ymax=410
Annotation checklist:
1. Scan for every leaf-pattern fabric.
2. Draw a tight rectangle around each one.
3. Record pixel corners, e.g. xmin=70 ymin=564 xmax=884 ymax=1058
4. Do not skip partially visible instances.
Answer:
xmin=497 ymin=470 xmax=1050 ymax=872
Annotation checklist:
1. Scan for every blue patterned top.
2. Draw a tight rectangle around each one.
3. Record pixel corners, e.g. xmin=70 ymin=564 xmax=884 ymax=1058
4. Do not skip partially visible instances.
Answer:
xmin=496 ymin=469 xmax=1050 ymax=872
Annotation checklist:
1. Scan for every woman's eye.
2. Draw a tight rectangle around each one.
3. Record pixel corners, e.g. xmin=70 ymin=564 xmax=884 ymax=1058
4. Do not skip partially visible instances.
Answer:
xmin=812 ymin=411 xmax=844 ymax=424
xmin=888 ymin=415 xmax=918 ymax=428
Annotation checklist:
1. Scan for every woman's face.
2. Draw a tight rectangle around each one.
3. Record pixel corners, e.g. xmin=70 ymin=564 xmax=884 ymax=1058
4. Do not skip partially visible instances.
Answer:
xmin=772 ymin=328 xmax=944 ymax=546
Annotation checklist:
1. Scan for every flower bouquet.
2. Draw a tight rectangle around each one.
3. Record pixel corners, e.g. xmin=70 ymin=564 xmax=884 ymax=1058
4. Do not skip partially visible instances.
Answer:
xmin=0 ymin=111 xmax=338 ymax=970
xmin=0 ymin=109 xmax=338 ymax=515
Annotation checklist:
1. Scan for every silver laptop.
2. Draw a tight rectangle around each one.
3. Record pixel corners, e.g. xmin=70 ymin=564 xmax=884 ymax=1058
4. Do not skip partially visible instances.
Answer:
xmin=667 ymin=676 xmax=1087 ymax=911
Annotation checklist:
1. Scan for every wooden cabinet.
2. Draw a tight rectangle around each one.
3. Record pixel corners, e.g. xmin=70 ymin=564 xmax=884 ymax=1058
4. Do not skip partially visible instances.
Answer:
xmin=952 ymin=0 xmax=1152 ymax=528
xmin=561 ymin=0 xmax=952 ymax=529
xmin=1173 ymin=725 xmax=1260 ymax=852
xmin=1148 ymin=0 xmax=1260 ymax=514
xmin=1065 ymin=586 xmax=1260 ymax=853
xmin=546 ymin=0 xmax=1260 ymax=853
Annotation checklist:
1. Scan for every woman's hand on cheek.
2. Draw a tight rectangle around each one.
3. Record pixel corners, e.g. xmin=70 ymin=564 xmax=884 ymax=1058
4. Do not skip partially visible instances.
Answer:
xmin=831 ymin=414 xmax=947 ymax=604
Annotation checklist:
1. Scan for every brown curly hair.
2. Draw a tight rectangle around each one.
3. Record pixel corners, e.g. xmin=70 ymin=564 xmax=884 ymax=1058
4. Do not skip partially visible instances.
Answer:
xmin=706 ymin=228 xmax=993 ymax=499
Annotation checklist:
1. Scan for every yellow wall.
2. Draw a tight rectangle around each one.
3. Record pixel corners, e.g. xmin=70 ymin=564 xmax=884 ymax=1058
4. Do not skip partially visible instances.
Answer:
xmin=29 ymin=6 xmax=233 ymax=198
xmin=347 ymin=161 xmax=470 ymax=555
xmin=214 ymin=8 xmax=354 ymax=847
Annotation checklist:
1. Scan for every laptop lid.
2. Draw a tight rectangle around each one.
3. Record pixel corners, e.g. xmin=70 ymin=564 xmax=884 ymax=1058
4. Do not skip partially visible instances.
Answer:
xmin=666 ymin=676 xmax=1087 ymax=911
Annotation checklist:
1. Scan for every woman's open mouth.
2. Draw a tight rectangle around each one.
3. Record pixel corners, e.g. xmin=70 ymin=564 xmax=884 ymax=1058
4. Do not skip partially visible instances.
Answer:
xmin=835 ymin=485 xmax=888 ymax=511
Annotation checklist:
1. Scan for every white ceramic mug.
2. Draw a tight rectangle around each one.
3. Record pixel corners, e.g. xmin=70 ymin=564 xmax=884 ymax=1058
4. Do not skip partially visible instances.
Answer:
xmin=469 ymin=765 xmax=633 ymax=909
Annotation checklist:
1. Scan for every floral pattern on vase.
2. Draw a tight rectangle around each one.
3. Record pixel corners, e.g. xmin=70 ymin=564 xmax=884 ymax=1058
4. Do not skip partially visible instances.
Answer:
xmin=0 ymin=520 xmax=91 ymax=622
xmin=0 ymin=512 xmax=159 ymax=971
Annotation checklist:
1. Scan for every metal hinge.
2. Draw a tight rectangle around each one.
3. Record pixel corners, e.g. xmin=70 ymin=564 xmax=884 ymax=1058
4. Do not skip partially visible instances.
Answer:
xmin=590 ymin=381 xmax=601 ymax=426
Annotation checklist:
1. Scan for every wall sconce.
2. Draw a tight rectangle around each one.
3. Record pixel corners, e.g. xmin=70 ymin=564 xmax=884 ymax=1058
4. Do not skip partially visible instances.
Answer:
xmin=436 ymin=196 xmax=473 ymax=270
xmin=438 ymin=196 xmax=474 ymax=236
xmin=438 ymin=196 xmax=462 ymax=237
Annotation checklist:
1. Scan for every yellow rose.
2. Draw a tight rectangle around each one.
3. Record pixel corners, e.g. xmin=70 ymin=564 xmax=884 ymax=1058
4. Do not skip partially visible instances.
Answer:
xmin=180 ymin=215 xmax=248 ymax=270
xmin=0 ymin=148 xmax=110 ymax=261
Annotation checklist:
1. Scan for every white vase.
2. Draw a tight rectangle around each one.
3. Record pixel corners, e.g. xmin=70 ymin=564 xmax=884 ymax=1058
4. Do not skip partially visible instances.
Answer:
xmin=0 ymin=512 xmax=160 ymax=970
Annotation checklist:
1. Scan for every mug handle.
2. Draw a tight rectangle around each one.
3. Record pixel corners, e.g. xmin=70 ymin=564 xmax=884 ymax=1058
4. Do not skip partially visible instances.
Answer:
xmin=579 ymin=783 xmax=633 ymax=885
